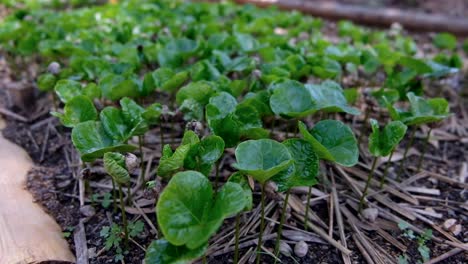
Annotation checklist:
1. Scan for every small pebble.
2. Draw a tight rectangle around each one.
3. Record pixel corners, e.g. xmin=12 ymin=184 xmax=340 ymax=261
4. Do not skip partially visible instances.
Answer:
xmin=294 ymin=241 xmax=308 ymax=257
xmin=443 ymin=219 xmax=457 ymax=230
xmin=80 ymin=205 xmax=95 ymax=217
xmin=451 ymin=224 xmax=462 ymax=236
xmin=279 ymin=241 xmax=292 ymax=256
xmin=362 ymin=208 xmax=379 ymax=222
xmin=125 ymin=153 xmax=139 ymax=173
xmin=47 ymin=61 xmax=61 ymax=75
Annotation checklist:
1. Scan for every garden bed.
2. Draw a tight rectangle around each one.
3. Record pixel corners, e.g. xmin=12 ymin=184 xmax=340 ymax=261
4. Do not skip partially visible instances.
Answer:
xmin=0 ymin=0 xmax=467 ymax=263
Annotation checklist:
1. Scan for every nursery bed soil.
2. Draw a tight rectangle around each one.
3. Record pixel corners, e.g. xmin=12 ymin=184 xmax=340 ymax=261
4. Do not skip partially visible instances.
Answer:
xmin=1 ymin=2 xmax=468 ymax=264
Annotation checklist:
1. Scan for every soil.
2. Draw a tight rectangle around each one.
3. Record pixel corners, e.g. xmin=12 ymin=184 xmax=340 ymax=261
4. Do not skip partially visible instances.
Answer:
xmin=1 ymin=1 xmax=468 ymax=264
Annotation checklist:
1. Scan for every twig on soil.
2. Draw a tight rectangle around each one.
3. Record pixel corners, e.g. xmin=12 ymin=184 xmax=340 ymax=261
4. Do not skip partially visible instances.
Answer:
xmin=424 ymin=246 xmax=466 ymax=264
xmin=0 ymin=107 xmax=28 ymax=122
xmin=74 ymin=220 xmax=89 ymax=264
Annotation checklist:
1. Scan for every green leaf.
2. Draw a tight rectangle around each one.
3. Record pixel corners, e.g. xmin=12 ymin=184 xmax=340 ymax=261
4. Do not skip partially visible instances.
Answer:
xmin=37 ymin=73 xmax=57 ymax=92
xmin=83 ymin=82 xmax=101 ymax=100
xmin=368 ymin=119 xmax=407 ymax=157
xmin=142 ymin=103 xmax=163 ymax=125
xmin=54 ymin=79 xmax=82 ymax=103
xmin=51 ymin=95 xmax=97 ymax=128
xmin=184 ymin=135 xmax=225 ymax=176
xmin=100 ymin=74 xmax=139 ymax=101
xmin=233 ymin=139 xmax=293 ymax=183
xmin=103 ymin=152 xmax=130 ymax=185
xmin=272 ymin=139 xmax=319 ymax=192
xmin=71 ymin=121 xmax=136 ymax=162
xmin=269 ymin=80 xmax=316 ymax=118
xmin=433 ymin=33 xmax=457 ymax=50
xmin=100 ymin=107 xmax=131 ymax=142
xmin=145 ymin=239 xmax=207 ymax=264
xmin=176 ymin=81 xmax=215 ymax=106
xmin=305 ymin=81 xmax=360 ymax=115
xmin=156 ymin=171 xmax=245 ymax=249
xmin=403 ymin=92 xmax=451 ymax=125
xmin=157 ymin=144 xmax=191 ymax=178
xmin=120 ymin=97 xmax=148 ymax=136
xmin=228 ymin=172 xmax=253 ymax=211
xmin=299 ymin=120 xmax=358 ymax=167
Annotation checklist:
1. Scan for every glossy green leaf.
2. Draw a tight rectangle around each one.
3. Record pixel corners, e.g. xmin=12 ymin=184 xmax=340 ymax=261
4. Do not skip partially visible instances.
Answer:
xmin=103 ymin=152 xmax=130 ymax=185
xmin=54 ymin=79 xmax=82 ymax=103
xmin=37 ymin=73 xmax=57 ymax=92
xmin=157 ymin=171 xmax=245 ymax=249
xmin=100 ymin=107 xmax=130 ymax=142
xmin=145 ymin=239 xmax=207 ymax=264
xmin=228 ymin=172 xmax=253 ymax=211
xmin=369 ymin=119 xmax=407 ymax=157
xmin=120 ymin=97 xmax=148 ymax=136
xmin=272 ymin=139 xmax=319 ymax=192
xmin=83 ymin=82 xmax=101 ymax=100
xmin=305 ymin=81 xmax=360 ymax=115
xmin=100 ymin=74 xmax=139 ymax=101
xmin=269 ymin=80 xmax=316 ymax=118
xmin=403 ymin=92 xmax=451 ymax=125
xmin=176 ymin=81 xmax=215 ymax=106
xmin=299 ymin=120 xmax=358 ymax=167
xmin=233 ymin=139 xmax=293 ymax=183
xmin=51 ymin=95 xmax=97 ymax=127
xmin=184 ymin=135 xmax=225 ymax=176
xmin=433 ymin=33 xmax=457 ymax=50
xmin=71 ymin=121 xmax=136 ymax=162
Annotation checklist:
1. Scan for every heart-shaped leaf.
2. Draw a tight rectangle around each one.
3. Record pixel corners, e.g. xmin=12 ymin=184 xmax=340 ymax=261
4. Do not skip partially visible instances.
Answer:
xmin=157 ymin=131 xmax=200 ymax=178
xmin=369 ymin=119 xmax=407 ymax=157
xmin=272 ymin=139 xmax=319 ymax=192
xmin=54 ymin=79 xmax=82 ymax=103
xmin=176 ymin=81 xmax=216 ymax=106
xmin=184 ymin=135 xmax=225 ymax=176
xmin=269 ymin=80 xmax=316 ymax=118
xmin=228 ymin=172 xmax=253 ymax=211
xmin=145 ymin=239 xmax=207 ymax=264
xmin=299 ymin=120 xmax=358 ymax=167
xmin=37 ymin=73 xmax=57 ymax=92
xmin=100 ymin=74 xmax=139 ymax=101
xmin=51 ymin=95 xmax=97 ymax=128
xmin=233 ymin=139 xmax=293 ymax=183
xmin=403 ymin=92 xmax=451 ymax=126
xmin=157 ymin=171 xmax=246 ymax=249
xmin=71 ymin=121 xmax=136 ymax=162
xmin=103 ymin=152 xmax=130 ymax=185
xmin=305 ymin=80 xmax=360 ymax=115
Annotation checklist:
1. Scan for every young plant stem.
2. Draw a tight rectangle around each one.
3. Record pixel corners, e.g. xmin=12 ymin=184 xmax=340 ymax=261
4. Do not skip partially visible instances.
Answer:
xmin=111 ymin=178 xmax=117 ymax=213
xmin=398 ymin=127 xmax=416 ymax=180
xmin=214 ymin=160 xmax=221 ymax=195
xmin=138 ymin=135 xmax=146 ymax=185
xmin=303 ymin=186 xmax=312 ymax=231
xmin=127 ymin=184 xmax=132 ymax=205
xmin=379 ymin=149 xmax=395 ymax=189
xmin=416 ymin=127 xmax=432 ymax=173
xmin=358 ymin=157 xmax=378 ymax=213
xmin=256 ymin=182 xmax=267 ymax=264
xmin=273 ymin=189 xmax=291 ymax=263
xmin=270 ymin=116 xmax=276 ymax=135
xmin=357 ymin=107 xmax=370 ymax=148
xmin=170 ymin=118 xmax=176 ymax=146
xmin=118 ymin=184 xmax=129 ymax=249
xmin=159 ymin=122 xmax=165 ymax=150
xmin=233 ymin=213 xmax=241 ymax=264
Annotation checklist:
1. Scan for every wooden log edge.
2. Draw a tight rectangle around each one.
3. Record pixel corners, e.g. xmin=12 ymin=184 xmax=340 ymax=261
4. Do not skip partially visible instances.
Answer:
xmin=0 ymin=117 xmax=75 ymax=264
xmin=234 ymin=0 xmax=468 ymax=36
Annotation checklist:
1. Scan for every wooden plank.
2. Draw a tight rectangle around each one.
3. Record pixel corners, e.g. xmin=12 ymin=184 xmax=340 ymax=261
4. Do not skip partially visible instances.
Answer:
xmin=234 ymin=0 xmax=468 ymax=36
xmin=0 ymin=118 xmax=75 ymax=263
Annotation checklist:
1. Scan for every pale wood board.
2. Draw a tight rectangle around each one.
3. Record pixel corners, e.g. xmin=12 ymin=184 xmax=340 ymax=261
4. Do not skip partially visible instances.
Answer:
xmin=0 ymin=117 xmax=75 ymax=264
